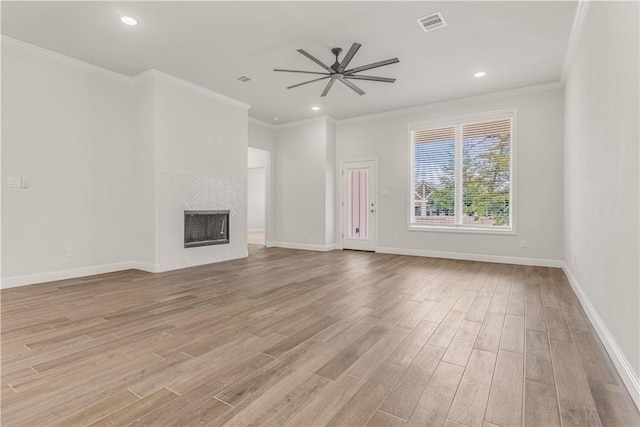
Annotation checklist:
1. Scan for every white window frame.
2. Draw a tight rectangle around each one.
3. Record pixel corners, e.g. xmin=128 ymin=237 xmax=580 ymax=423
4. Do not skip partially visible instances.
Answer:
xmin=407 ymin=108 xmax=517 ymax=235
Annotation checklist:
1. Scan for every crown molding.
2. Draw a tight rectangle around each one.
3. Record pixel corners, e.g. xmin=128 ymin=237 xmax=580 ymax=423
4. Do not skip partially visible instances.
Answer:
xmin=248 ymin=117 xmax=277 ymax=129
xmin=132 ymin=69 xmax=251 ymax=111
xmin=337 ymin=81 xmax=564 ymax=126
xmin=249 ymin=115 xmax=336 ymax=130
xmin=3 ymin=36 xmax=251 ymax=110
xmin=2 ymin=35 xmax=133 ymax=84
xmin=275 ymin=115 xmax=337 ymax=130
xmin=129 ymin=69 xmax=156 ymax=84
xmin=561 ymin=0 xmax=590 ymax=82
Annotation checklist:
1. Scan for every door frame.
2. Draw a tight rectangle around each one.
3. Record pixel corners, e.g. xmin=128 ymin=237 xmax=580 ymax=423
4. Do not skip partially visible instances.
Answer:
xmin=247 ymin=147 xmax=272 ymax=247
xmin=339 ymin=157 xmax=378 ymax=252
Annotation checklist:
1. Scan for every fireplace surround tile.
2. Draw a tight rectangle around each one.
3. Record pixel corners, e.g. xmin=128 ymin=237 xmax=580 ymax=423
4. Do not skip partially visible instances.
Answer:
xmin=158 ymin=171 xmax=246 ymax=270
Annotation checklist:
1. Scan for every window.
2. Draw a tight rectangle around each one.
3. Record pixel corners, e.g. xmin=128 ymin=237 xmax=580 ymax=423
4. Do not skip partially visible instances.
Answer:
xmin=409 ymin=111 xmax=514 ymax=232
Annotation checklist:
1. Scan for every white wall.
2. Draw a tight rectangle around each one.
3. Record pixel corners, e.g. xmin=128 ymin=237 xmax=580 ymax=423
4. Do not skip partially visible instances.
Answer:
xmin=1 ymin=41 xmax=251 ymax=285
xmin=325 ymin=120 xmax=337 ymax=247
xmin=337 ymin=87 xmax=565 ymax=264
xmin=248 ymin=120 xmax=276 ymax=152
xmin=133 ymin=76 xmax=157 ymax=269
xmin=152 ymin=75 xmax=249 ymax=271
xmin=1 ymin=40 xmax=135 ymax=285
xmin=564 ymin=1 xmax=639 ymax=403
xmin=273 ymin=118 xmax=333 ymax=248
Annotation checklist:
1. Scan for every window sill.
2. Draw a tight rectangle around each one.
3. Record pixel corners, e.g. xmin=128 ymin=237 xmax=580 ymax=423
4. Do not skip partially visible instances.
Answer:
xmin=408 ymin=224 xmax=515 ymax=235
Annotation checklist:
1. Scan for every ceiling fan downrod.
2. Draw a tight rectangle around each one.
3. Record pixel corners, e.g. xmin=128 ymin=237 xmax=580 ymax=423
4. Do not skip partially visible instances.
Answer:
xmin=330 ymin=47 xmax=343 ymax=72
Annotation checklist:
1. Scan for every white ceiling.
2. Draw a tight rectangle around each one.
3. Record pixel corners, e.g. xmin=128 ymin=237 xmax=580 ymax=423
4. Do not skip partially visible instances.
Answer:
xmin=2 ymin=1 xmax=577 ymax=124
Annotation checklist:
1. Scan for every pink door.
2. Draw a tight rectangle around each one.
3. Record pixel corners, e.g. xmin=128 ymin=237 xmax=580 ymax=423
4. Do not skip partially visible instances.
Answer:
xmin=349 ymin=169 xmax=369 ymax=239
xmin=342 ymin=160 xmax=376 ymax=251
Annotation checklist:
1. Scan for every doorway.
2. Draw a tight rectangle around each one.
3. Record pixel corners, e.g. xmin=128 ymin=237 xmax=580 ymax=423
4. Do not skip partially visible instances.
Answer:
xmin=342 ymin=159 xmax=376 ymax=251
xmin=248 ymin=147 xmax=269 ymax=246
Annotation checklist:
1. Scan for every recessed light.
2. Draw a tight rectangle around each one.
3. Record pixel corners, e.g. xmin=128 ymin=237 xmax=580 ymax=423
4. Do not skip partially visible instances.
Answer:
xmin=311 ymin=106 xmax=320 ymax=111
xmin=474 ymin=71 xmax=486 ymax=78
xmin=273 ymin=116 xmax=280 ymax=121
xmin=121 ymin=16 xmax=138 ymax=26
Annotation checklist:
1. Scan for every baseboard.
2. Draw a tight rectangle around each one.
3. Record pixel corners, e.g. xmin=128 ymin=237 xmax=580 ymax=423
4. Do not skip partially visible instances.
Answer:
xmin=561 ymin=263 xmax=640 ymax=409
xmin=131 ymin=261 xmax=162 ymax=273
xmin=266 ymin=241 xmax=337 ymax=252
xmin=1 ymin=261 xmax=136 ymax=289
xmin=376 ymin=246 xmax=563 ymax=267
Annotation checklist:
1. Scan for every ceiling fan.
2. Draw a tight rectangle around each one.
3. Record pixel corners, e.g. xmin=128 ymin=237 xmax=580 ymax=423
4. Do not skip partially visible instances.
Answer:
xmin=274 ymin=42 xmax=399 ymax=97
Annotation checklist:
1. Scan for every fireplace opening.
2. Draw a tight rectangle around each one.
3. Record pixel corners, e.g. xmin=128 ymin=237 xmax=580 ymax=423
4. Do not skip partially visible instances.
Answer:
xmin=184 ymin=210 xmax=229 ymax=248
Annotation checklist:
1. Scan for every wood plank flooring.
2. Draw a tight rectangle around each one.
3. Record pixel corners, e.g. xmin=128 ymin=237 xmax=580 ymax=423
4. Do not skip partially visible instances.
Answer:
xmin=1 ymin=246 xmax=638 ymax=426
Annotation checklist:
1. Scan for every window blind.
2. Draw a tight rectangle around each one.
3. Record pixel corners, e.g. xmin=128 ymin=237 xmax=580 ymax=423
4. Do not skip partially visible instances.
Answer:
xmin=462 ymin=119 xmax=511 ymax=227
xmin=412 ymin=126 xmax=456 ymax=224
xmin=410 ymin=115 xmax=513 ymax=230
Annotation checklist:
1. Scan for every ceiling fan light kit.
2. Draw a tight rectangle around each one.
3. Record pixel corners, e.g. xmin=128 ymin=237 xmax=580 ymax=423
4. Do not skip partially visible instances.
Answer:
xmin=274 ymin=42 xmax=399 ymax=97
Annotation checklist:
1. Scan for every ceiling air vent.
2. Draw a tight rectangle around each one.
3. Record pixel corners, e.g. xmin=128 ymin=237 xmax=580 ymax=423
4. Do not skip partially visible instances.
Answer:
xmin=417 ymin=12 xmax=446 ymax=33
xmin=236 ymin=75 xmax=256 ymax=83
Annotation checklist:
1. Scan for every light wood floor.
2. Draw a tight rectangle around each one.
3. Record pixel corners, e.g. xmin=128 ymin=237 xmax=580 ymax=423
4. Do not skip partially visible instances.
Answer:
xmin=1 ymin=246 xmax=638 ymax=427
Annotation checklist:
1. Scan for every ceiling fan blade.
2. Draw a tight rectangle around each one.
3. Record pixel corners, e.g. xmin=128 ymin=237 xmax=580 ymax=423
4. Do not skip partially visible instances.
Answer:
xmin=286 ymin=75 xmax=330 ymax=89
xmin=337 ymin=42 xmax=361 ymax=73
xmin=321 ymin=79 xmax=336 ymax=97
xmin=297 ymin=49 xmax=332 ymax=72
xmin=339 ymin=78 xmax=365 ymax=96
xmin=344 ymin=74 xmax=396 ymax=83
xmin=274 ymin=69 xmax=330 ymax=76
xmin=344 ymin=58 xmax=399 ymax=75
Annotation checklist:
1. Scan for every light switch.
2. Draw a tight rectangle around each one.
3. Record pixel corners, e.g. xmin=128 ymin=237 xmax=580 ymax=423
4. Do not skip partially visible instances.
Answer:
xmin=380 ymin=189 xmax=390 ymax=197
xmin=21 ymin=176 xmax=30 ymax=188
xmin=8 ymin=177 xmax=21 ymax=188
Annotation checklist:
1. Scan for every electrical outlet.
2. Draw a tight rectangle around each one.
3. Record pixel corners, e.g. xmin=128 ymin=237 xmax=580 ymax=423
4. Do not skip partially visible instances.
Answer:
xmin=303 ymin=231 xmax=308 ymax=240
xmin=66 ymin=248 xmax=74 ymax=257
xmin=520 ymin=240 xmax=527 ymax=248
